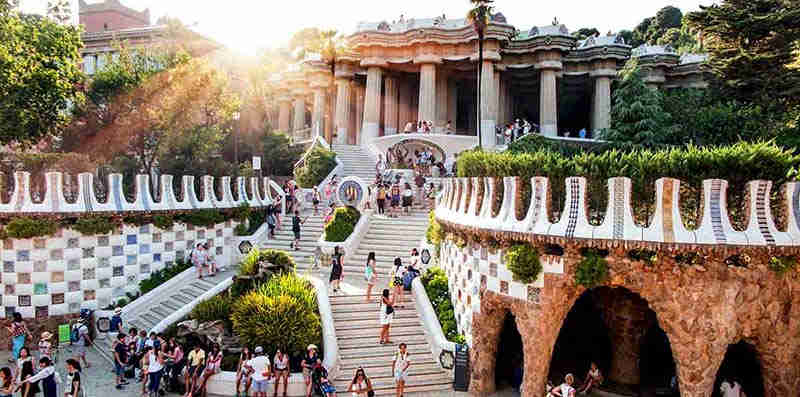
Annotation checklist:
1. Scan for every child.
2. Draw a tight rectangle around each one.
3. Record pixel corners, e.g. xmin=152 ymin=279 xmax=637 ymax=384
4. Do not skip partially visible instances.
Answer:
xmin=37 ymin=332 xmax=52 ymax=361
xmin=312 ymin=187 xmax=322 ymax=215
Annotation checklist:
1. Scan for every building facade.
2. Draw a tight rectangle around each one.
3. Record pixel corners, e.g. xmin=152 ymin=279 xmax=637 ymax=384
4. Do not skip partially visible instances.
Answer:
xmin=271 ymin=14 xmax=707 ymax=148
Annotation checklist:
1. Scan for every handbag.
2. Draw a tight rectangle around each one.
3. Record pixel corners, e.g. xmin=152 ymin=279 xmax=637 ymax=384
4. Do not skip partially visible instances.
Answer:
xmin=385 ymin=304 xmax=394 ymax=315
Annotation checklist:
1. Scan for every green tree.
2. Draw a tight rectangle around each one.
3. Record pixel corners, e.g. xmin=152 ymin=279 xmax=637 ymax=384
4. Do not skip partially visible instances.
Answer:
xmin=573 ymin=27 xmax=600 ymax=41
xmin=467 ymin=0 xmax=495 ymax=149
xmin=645 ymin=6 xmax=683 ymax=44
xmin=631 ymin=17 xmax=651 ymax=47
xmin=0 ymin=0 xmax=83 ymax=146
xmin=618 ymin=29 xmax=634 ymax=46
xmin=687 ymin=0 xmax=800 ymax=113
xmin=600 ymin=60 xmax=672 ymax=146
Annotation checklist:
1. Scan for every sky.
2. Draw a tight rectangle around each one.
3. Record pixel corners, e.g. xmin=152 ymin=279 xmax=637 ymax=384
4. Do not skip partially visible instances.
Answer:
xmin=20 ymin=0 xmax=715 ymax=56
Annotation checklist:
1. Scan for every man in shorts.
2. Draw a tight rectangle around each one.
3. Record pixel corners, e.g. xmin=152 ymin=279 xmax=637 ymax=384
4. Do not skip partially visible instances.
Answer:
xmin=185 ymin=344 xmax=206 ymax=394
xmin=113 ymin=333 xmax=128 ymax=390
xmin=73 ymin=318 xmax=91 ymax=369
xmin=301 ymin=345 xmax=319 ymax=397
xmin=245 ymin=346 xmax=271 ymax=397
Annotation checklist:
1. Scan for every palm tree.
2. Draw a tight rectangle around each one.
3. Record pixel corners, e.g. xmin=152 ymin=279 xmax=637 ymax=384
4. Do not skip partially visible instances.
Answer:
xmin=467 ymin=0 xmax=494 ymax=149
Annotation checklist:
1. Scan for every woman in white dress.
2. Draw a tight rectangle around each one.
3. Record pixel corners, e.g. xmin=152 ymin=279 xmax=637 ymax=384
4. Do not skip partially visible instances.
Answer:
xmin=550 ymin=373 xmax=576 ymax=397
xmin=379 ymin=289 xmax=394 ymax=344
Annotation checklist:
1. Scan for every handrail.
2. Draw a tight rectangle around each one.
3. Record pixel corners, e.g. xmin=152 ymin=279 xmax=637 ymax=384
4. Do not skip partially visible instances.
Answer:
xmin=293 ymin=127 xmax=330 ymax=169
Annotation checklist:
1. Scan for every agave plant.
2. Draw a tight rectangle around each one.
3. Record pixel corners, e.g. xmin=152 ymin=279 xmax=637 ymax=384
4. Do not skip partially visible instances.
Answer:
xmin=466 ymin=0 xmax=495 ymax=148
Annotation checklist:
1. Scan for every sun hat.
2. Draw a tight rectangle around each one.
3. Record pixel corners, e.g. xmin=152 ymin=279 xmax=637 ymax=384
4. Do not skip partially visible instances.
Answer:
xmin=40 ymin=331 xmax=52 ymax=340
xmin=307 ymin=344 xmax=318 ymax=351
xmin=254 ymin=346 xmax=263 ymax=354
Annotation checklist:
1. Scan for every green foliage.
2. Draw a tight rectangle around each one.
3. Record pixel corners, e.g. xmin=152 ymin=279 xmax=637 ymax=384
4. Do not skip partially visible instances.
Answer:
xmin=505 ymin=244 xmax=542 ymax=283
xmin=153 ymin=214 xmax=175 ymax=230
xmin=4 ymin=217 xmax=57 ymax=239
xmin=426 ymin=211 xmax=444 ymax=260
xmin=294 ymin=146 xmax=337 ymax=188
xmin=421 ymin=267 xmax=466 ymax=344
xmin=230 ymin=272 xmax=320 ymax=356
xmin=123 ymin=214 xmax=150 ymax=226
xmin=769 ymin=256 xmax=796 ymax=275
xmin=191 ymin=295 xmax=232 ymax=327
xmin=234 ymin=224 xmax=249 ymax=236
xmin=628 ymin=249 xmax=658 ymax=265
xmin=0 ymin=4 xmax=84 ymax=146
xmin=323 ymin=206 xmax=360 ymax=242
xmin=238 ymin=248 xmax=296 ymax=277
xmin=646 ymin=6 xmax=683 ymax=44
xmin=72 ymin=216 xmax=116 ymax=236
xmin=675 ymin=251 xmax=706 ymax=267
xmin=574 ymin=251 xmax=609 ymax=288
xmin=139 ymin=258 xmax=193 ymax=295
xmin=724 ymin=254 xmax=751 ymax=268
xmin=232 ymin=203 xmax=252 ymax=223
xmin=573 ymin=27 xmax=600 ymax=40
xmin=176 ymin=209 xmax=226 ymax=228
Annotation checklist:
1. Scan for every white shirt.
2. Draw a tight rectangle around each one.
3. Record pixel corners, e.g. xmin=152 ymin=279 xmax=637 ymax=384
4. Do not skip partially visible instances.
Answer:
xmin=559 ymin=384 xmax=575 ymax=397
xmin=148 ymin=351 xmax=164 ymax=372
xmin=247 ymin=355 xmax=271 ymax=381
xmin=720 ymin=381 xmax=742 ymax=397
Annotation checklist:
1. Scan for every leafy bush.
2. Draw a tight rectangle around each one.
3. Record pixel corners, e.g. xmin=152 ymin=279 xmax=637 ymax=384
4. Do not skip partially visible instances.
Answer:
xmin=505 ymin=244 xmax=542 ymax=283
xmin=238 ymin=248 xmax=296 ymax=277
xmin=232 ymin=203 xmax=252 ymax=223
xmin=191 ymin=295 xmax=232 ymax=328
xmin=574 ymin=252 xmax=609 ymax=288
xmin=675 ymin=251 xmax=706 ymax=266
xmin=72 ymin=216 xmax=116 ymax=235
xmin=176 ymin=209 xmax=226 ymax=228
xmin=231 ymin=272 xmax=320 ymax=356
xmin=123 ymin=214 xmax=150 ymax=226
xmin=725 ymin=254 xmax=751 ymax=268
xmin=153 ymin=214 xmax=175 ymax=230
xmin=139 ymin=258 xmax=193 ymax=295
xmin=294 ymin=146 xmax=337 ymax=188
xmin=421 ymin=267 xmax=466 ymax=344
xmin=234 ymin=224 xmax=249 ymax=236
xmin=426 ymin=211 xmax=444 ymax=260
xmin=4 ymin=217 xmax=58 ymax=239
xmin=323 ymin=206 xmax=361 ymax=242
xmin=628 ymin=249 xmax=658 ymax=265
xmin=769 ymin=256 xmax=796 ymax=275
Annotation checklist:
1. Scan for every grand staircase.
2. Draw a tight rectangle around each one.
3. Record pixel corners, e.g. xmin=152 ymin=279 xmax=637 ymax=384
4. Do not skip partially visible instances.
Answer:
xmin=333 ymin=144 xmax=377 ymax=181
xmin=258 ymin=211 xmax=326 ymax=272
xmin=330 ymin=294 xmax=452 ymax=395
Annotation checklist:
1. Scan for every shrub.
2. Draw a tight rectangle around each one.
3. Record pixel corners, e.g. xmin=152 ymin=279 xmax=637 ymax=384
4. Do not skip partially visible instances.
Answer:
xmin=628 ymin=249 xmax=658 ymax=265
xmin=421 ymin=267 xmax=467 ymax=344
xmin=254 ymin=272 xmax=317 ymax=310
xmin=234 ymin=224 xmax=249 ymax=236
xmin=232 ymin=203 xmax=252 ymax=223
xmin=294 ymin=146 xmax=337 ymax=188
xmin=426 ymin=211 xmax=444 ymax=261
xmin=505 ymin=244 xmax=542 ymax=283
xmin=675 ymin=251 xmax=705 ymax=266
xmin=72 ymin=216 xmax=116 ymax=235
xmin=725 ymin=254 xmax=751 ymax=268
xmin=191 ymin=295 xmax=232 ymax=327
xmin=4 ymin=217 xmax=58 ymax=239
xmin=153 ymin=214 xmax=175 ymax=230
xmin=176 ymin=209 xmax=226 ymax=228
xmin=574 ymin=252 xmax=609 ymax=288
xmin=238 ymin=248 xmax=296 ymax=277
xmin=123 ymin=214 xmax=150 ymax=226
xmin=323 ymin=206 xmax=361 ymax=242
xmin=769 ymin=256 xmax=796 ymax=275
xmin=139 ymin=258 xmax=193 ymax=295
xmin=231 ymin=273 xmax=321 ymax=356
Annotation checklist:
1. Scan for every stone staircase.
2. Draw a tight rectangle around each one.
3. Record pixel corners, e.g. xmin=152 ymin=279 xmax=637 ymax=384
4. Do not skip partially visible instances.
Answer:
xmin=258 ymin=211 xmax=326 ymax=272
xmin=333 ymin=144 xmax=377 ymax=181
xmin=343 ymin=208 xmax=431 ymax=283
xmin=330 ymin=294 xmax=452 ymax=396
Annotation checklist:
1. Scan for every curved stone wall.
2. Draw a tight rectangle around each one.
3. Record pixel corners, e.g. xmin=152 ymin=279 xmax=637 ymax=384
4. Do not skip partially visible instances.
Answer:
xmin=433 ymin=176 xmax=800 ymax=397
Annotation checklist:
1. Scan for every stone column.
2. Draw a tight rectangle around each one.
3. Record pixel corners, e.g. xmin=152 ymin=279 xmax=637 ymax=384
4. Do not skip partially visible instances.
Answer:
xmin=418 ymin=63 xmax=437 ymax=125
xmin=592 ymin=76 xmax=611 ymax=134
xmin=334 ymin=79 xmax=352 ymax=145
xmin=480 ymin=60 xmax=496 ymax=147
xmin=293 ymin=97 xmax=306 ymax=132
xmin=361 ymin=66 xmax=383 ymax=143
xmin=492 ymin=70 xmax=501 ymax=126
xmin=498 ymin=76 xmax=506 ymax=126
xmin=278 ymin=99 xmax=291 ymax=133
xmin=355 ymin=84 xmax=365 ymax=145
xmin=539 ymin=69 xmax=558 ymax=137
xmin=447 ymin=78 xmax=458 ymax=132
xmin=383 ymin=75 xmax=399 ymax=135
xmin=435 ymin=70 xmax=449 ymax=132
xmin=312 ymin=87 xmax=326 ymax=138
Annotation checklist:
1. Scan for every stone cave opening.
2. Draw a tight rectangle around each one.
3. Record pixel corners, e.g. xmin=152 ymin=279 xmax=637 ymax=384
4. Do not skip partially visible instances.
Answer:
xmin=548 ymin=287 xmax=678 ymax=396
xmin=495 ymin=312 xmax=524 ymax=391
xmin=712 ymin=341 xmax=764 ymax=397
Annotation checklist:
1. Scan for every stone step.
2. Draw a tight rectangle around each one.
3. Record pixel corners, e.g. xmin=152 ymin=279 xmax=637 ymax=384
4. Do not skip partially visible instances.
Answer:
xmin=331 ymin=300 xmax=418 ymax=314
xmin=150 ymin=305 xmax=171 ymax=318
xmin=332 ymin=309 xmax=419 ymax=323
xmin=333 ymin=364 xmax=445 ymax=384
xmin=338 ymin=332 xmax=428 ymax=349
xmin=139 ymin=312 xmax=160 ymax=327
xmin=332 ymin=316 xmax=421 ymax=331
xmin=339 ymin=353 xmax=440 ymax=371
xmin=161 ymin=300 xmax=182 ymax=312
xmin=338 ymin=342 xmax=432 ymax=361
xmin=171 ymin=293 xmax=193 ymax=305
xmin=333 ymin=378 xmax=452 ymax=396
xmin=335 ymin=323 xmax=426 ymax=339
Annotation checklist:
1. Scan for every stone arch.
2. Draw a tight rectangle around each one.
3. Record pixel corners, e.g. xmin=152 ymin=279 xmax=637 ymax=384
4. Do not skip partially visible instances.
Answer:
xmin=712 ymin=340 xmax=764 ymax=397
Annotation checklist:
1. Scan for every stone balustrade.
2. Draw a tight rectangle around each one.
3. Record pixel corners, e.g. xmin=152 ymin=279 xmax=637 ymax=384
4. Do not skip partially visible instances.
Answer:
xmin=435 ymin=176 xmax=798 ymax=246
xmin=0 ymin=171 xmax=284 ymax=215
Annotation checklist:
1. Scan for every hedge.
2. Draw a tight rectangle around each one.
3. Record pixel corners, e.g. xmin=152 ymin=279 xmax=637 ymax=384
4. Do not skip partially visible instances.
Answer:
xmin=139 ymin=258 xmax=193 ymax=295
xmin=294 ymin=146 xmax=337 ymax=188
xmin=323 ymin=206 xmax=361 ymax=242
xmin=238 ymin=248 xmax=296 ymax=278
xmin=457 ymin=141 xmax=800 ymax=229
xmin=505 ymin=244 xmax=542 ymax=284
xmin=421 ymin=267 xmax=466 ymax=344
xmin=191 ymin=294 xmax=233 ymax=329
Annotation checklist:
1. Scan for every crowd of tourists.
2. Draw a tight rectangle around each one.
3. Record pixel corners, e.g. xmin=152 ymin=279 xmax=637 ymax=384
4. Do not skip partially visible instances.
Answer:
xmin=402 ymin=120 xmax=454 ymax=134
xmin=498 ymin=118 xmax=536 ymax=145
xmin=1 ymin=313 xmax=83 ymax=397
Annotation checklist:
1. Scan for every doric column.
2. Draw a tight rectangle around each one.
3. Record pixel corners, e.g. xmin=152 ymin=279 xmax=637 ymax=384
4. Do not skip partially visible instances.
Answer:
xmin=418 ymin=63 xmax=437 ymax=125
xmin=355 ymin=83 xmax=365 ymax=145
xmin=293 ymin=97 xmax=306 ymax=132
xmin=592 ymin=76 xmax=611 ymax=134
xmin=498 ymin=76 xmax=506 ymax=126
xmin=480 ymin=60 xmax=496 ymax=147
xmin=361 ymin=66 xmax=383 ymax=143
xmin=539 ymin=69 xmax=558 ymax=137
xmin=435 ymin=71 xmax=448 ymax=132
xmin=334 ymin=79 xmax=352 ymax=145
xmin=312 ymin=87 xmax=327 ymax=138
xmin=398 ymin=79 xmax=412 ymax=132
xmin=447 ymin=78 xmax=458 ymax=133
xmin=492 ymin=69 xmax=501 ymax=126
xmin=383 ymin=75 xmax=399 ymax=135
xmin=278 ymin=99 xmax=291 ymax=133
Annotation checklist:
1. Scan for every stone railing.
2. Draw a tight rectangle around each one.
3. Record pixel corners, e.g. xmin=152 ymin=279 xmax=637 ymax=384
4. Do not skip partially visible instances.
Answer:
xmin=0 ymin=171 xmax=282 ymax=215
xmin=435 ymin=176 xmax=800 ymax=247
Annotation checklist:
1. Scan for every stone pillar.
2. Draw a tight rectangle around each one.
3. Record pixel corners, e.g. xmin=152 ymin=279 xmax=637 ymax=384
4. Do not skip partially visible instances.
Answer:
xmin=539 ymin=69 xmax=558 ymax=137
xmin=447 ymin=78 xmax=458 ymax=132
xmin=312 ymin=87 xmax=326 ymax=138
xmin=278 ymin=99 xmax=291 ymax=133
xmin=435 ymin=70 xmax=448 ymax=132
xmin=293 ymin=97 xmax=306 ymax=132
xmin=498 ymin=76 xmax=506 ymax=126
xmin=418 ymin=63 xmax=437 ymax=125
xmin=480 ymin=60 xmax=496 ymax=147
xmin=361 ymin=66 xmax=382 ymax=143
xmin=334 ymin=79 xmax=352 ymax=145
xmin=592 ymin=75 xmax=612 ymax=134
xmin=383 ymin=75 xmax=399 ymax=135
xmin=355 ymin=84 xmax=365 ymax=145
xmin=492 ymin=70 xmax=501 ymax=126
